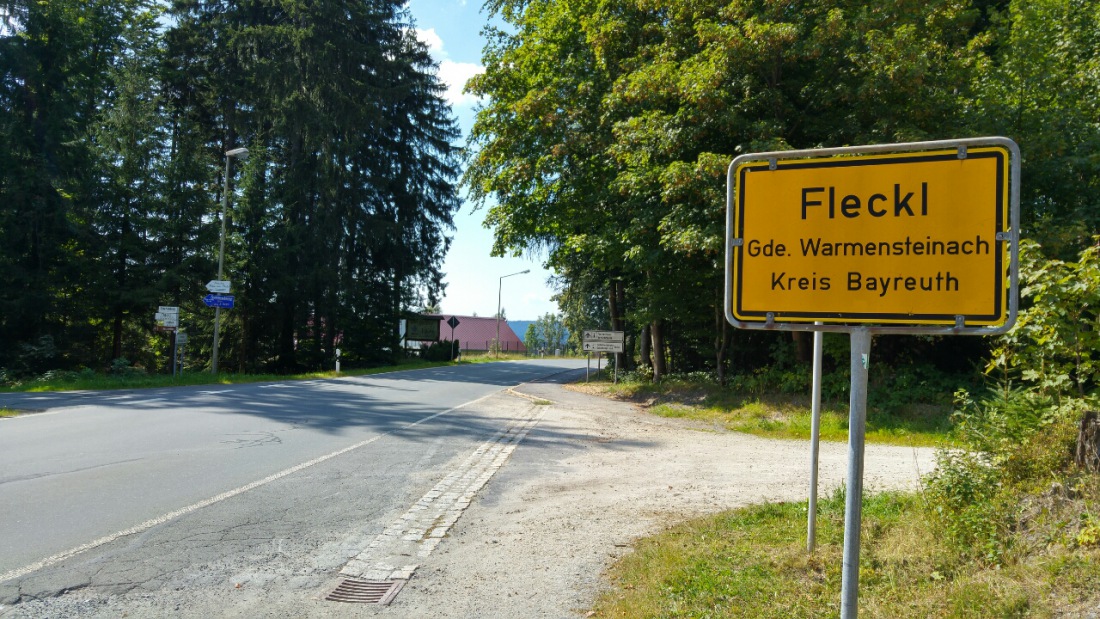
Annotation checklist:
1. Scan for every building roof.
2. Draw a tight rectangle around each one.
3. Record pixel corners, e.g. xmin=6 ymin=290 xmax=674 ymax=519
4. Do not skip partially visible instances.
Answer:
xmin=435 ymin=315 xmax=525 ymax=352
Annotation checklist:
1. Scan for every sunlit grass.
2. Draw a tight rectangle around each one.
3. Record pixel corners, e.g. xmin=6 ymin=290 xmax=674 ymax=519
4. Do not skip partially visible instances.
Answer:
xmin=591 ymin=376 xmax=952 ymax=447
xmin=592 ymin=491 xmax=1100 ymax=618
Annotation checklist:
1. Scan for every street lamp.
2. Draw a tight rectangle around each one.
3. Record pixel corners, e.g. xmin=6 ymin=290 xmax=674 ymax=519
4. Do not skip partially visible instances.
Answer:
xmin=212 ymin=146 xmax=248 ymax=374
xmin=496 ymin=269 xmax=530 ymax=354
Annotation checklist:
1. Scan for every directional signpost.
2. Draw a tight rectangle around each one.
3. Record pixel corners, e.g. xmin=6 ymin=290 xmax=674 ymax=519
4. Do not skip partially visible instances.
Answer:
xmin=582 ymin=341 xmax=622 ymax=352
xmin=582 ymin=330 xmax=624 ymax=383
xmin=727 ymin=137 xmax=1020 ymax=619
xmin=203 ymin=294 xmax=235 ymax=309
xmin=155 ymin=306 xmax=181 ymax=374
xmin=206 ymin=280 xmax=231 ymax=294
xmin=155 ymin=306 xmax=179 ymax=331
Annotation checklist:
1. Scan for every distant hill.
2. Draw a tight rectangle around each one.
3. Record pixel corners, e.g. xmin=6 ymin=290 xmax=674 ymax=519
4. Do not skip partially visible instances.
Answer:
xmin=508 ymin=320 xmax=536 ymax=340
xmin=508 ymin=320 xmax=571 ymax=351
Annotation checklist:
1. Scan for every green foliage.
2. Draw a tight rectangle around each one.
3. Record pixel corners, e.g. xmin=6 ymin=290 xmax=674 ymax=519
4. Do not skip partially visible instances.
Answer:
xmin=523 ymin=324 xmax=540 ymax=354
xmin=611 ymin=366 xmax=956 ymax=446
xmin=925 ymin=449 xmax=1010 ymax=563
xmin=467 ymin=0 xmax=1095 ymax=380
xmin=108 ymin=357 xmax=147 ymax=378
xmin=970 ymin=0 xmax=1100 ymax=252
xmin=922 ymin=223 xmax=1100 ymax=568
xmin=420 ymin=340 xmax=459 ymax=362
xmin=990 ymin=239 xmax=1100 ymax=399
xmin=0 ymin=0 xmax=461 ymax=375
xmin=527 ymin=312 xmax=569 ymax=353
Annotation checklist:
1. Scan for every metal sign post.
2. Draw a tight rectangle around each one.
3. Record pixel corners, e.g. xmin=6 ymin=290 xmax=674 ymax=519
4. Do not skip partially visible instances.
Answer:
xmin=725 ymin=137 xmax=1021 ymax=618
xmin=808 ymin=324 xmax=824 ymax=552
xmin=447 ymin=316 xmax=461 ymax=361
xmin=840 ymin=329 xmax=872 ymax=616
xmin=176 ymin=332 xmax=188 ymax=376
xmin=156 ymin=306 xmax=180 ymax=376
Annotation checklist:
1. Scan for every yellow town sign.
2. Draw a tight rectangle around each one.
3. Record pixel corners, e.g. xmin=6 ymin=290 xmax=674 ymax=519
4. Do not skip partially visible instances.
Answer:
xmin=726 ymin=139 xmax=1019 ymax=333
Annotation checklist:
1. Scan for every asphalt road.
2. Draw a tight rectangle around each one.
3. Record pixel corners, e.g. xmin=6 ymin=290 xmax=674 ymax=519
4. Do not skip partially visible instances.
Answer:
xmin=0 ymin=359 xmax=586 ymax=609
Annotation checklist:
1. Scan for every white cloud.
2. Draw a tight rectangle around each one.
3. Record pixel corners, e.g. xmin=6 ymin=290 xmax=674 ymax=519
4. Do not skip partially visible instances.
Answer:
xmin=415 ymin=28 xmax=444 ymax=54
xmin=414 ymin=28 xmax=484 ymax=108
xmin=439 ymin=60 xmax=485 ymax=108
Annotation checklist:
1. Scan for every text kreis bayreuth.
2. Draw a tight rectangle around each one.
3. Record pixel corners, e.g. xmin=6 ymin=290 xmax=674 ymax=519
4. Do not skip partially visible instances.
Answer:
xmin=747 ymin=180 xmax=990 ymax=297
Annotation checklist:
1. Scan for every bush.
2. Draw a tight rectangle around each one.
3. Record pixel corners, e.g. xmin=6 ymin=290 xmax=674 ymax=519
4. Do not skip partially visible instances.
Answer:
xmin=925 ymin=382 xmax=1086 ymax=563
xmin=108 ymin=357 xmax=147 ymax=378
xmin=925 ymin=449 xmax=1010 ymax=563
xmin=420 ymin=340 xmax=458 ymax=362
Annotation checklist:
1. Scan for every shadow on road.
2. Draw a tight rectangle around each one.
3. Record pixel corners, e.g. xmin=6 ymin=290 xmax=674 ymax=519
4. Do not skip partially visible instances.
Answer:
xmin=0 ymin=361 xmax=655 ymax=454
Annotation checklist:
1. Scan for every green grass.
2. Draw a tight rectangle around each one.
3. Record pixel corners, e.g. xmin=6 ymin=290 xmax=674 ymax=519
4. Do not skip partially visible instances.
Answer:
xmin=589 ymin=376 xmax=1100 ymax=618
xmin=594 ymin=377 xmax=953 ymax=447
xmin=593 ymin=490 xmax=1100 ymax=618
xmin=0 ymin=407 xmax=18 ymax=418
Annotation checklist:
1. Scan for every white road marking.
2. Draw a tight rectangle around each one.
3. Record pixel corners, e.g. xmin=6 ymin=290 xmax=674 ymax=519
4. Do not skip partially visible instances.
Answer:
xmin=0 ymin=393 xmax=497 ymax=585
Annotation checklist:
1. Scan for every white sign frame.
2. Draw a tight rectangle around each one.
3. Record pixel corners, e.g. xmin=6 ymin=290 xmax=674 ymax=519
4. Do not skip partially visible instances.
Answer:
xmin=725 ymin=136 xmax=1020 ymax=336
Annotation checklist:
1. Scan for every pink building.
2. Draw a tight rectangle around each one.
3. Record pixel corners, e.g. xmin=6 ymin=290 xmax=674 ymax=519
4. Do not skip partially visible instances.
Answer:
xmin=436 ymin=315 xmax=525 ymax=353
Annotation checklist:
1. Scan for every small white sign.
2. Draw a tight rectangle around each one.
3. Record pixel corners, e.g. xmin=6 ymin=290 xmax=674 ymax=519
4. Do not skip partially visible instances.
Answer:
xmin=157 ymin=314 xmax=179 ymax=328
xmin=583 ymin=330 xmax=624 ymax=343
xmin=583 ymin=341 xmax=624 ymax=353
xmin=176 ymin=333 xmax=189 ymax=344
xmin=158 ymin=306 xmax=180 ymax=315
xmin=206 ymin=280 xmax=232 ymax=293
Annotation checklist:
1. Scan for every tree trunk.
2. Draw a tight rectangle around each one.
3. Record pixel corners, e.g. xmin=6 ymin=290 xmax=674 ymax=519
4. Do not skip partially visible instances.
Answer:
xmin=1077 ymin=411 xmax=1100 ymax=473
xmin=792 ymin=331 xmax=811 ymax=363
xmin=615 ymin=280 xmax=631 ymax=370
xmin=640 ymin=323 xmax=652 ymax=370
xmin=651 ymin=320 xmax=666 ymax=382
xmin=715 ymin=304 xmax=730 ymax=387
xmin=111 ymin=313 xmax=124 ymax=362
xmin=609 ymin=279 xmax=624 ymax=371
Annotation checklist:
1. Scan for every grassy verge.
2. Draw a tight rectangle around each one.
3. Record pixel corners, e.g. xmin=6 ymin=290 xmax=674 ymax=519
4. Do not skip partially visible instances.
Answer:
xmin=0 ymin=407 xmax=18 ymax=418
xmin=0 ymin=359 xmax=457 ymax=393
xmin=593 ymin=488 xmax=1100 ymax=618
xmin=589 ymin=377 xmax=1100 ymax=618
xmin=585 ymin=375 xmax=952 ymax=447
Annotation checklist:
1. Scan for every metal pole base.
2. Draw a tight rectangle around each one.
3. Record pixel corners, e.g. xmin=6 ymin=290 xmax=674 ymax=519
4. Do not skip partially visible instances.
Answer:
xmin=840 ymin=328 xmax=872 ymax=618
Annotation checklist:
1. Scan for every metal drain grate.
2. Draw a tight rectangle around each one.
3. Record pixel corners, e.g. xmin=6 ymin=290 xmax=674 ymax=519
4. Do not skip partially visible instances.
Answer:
xmin=325 ymin=578 xmax=406 ymax=605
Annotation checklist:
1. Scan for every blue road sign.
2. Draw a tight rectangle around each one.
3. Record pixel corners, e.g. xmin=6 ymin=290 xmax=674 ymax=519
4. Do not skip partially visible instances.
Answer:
xmin=203 ymin=294 xmax=235 ymax=309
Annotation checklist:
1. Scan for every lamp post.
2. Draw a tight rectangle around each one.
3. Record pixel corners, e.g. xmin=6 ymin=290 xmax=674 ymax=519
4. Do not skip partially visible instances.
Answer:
xmin=211 ymin=146 xmax=248 ymax=374
xmin=496 ymin=269 xmax=530 ymax=354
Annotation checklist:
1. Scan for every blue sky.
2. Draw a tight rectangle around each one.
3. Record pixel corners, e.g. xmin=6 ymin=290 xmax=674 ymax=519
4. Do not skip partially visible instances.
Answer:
xmin=406 ymin=0 xmax=559 ymax=321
